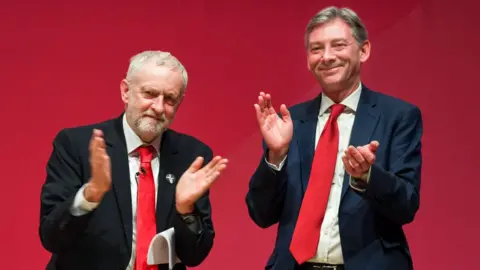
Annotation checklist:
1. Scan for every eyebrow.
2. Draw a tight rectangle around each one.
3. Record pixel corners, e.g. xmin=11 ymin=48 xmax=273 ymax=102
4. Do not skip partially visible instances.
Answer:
xmin=140 ymin=86 xmax=161 ymax=92
xmin=310 ymin=38 xmax=349 ymax=45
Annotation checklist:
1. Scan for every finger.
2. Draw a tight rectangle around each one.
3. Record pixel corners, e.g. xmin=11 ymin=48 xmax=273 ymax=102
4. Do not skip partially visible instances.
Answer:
xmin=264 ymin=93 xmax=270 ymax=105
xmin=254 ymin=104 xmax=265 ymax=126
xmin=258 ymin=95 xmax=265 ymax=111
xmin=206 ymin=158 xmax=229 ymax=177
xmin=279 ymin=104 xmax=291 ymax=122
xmin=357 ymin=146 xmax=376 ymax=164
xmin=347 ymin=146 xmax=369 ymax=171
xmin=203 ymin=157 xmax=227 ymax=177
xmin=187 ymin=157 xmax=204 ymax=173
xmin=202 ymin=163 xmax=227 ymax=189
xmin=203 ymin=156 xmax=222 ymax=174
xmin=342 ymin=155 xmax=355 ymax=175
xmin=344 ymin=149 xmax=361 ymax=171
xmin=265 ymin=93 xmax=274 ymax=113
xmin=96 ymin=135 xmax=106 ymax=149
xmin=90 ymin=129 xmax=106 ymax=153
xmin=93 ymin=128 xmax=104 ymax=138
xmin=369 ymin=141 xmax=380 ymax=152
xmin=89 ymin=129 xmax=100 ymax=153
xmin=259 ymin=95 xmax=273 ymax=117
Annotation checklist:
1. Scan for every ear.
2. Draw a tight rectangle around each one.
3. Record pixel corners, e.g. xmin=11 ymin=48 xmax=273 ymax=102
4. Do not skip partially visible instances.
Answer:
xmin=305 ymin=44 xmax=313 ymax=72
xmin=120 ymin=79 xmax=129 ymax=105
xmin=359 ymin=40 xmax=371 ymax=63
xmin=175 ymin=93 xmax=185 ymax=111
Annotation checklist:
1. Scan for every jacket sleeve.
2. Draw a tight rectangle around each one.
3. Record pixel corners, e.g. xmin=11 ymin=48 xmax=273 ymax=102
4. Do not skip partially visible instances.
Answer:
xmin=245 ymin=142 xmax=288 ymax=229
xmin=356 ymin=106 xmax=423 ymax=225
xmin=39 ymin=129 xmax=94 ymax=253
xmin=174 ymin=146 xmax=215 ymax=267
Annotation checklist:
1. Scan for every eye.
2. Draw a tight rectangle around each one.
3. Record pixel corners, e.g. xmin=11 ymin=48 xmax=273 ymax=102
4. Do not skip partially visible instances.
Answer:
xmin=164 ymin=95 xmax=178 ymax=106
xmin=310 ymin=46 xmax=323 ymax=53
xmin=332 ymin=43 xmax=347 ymax=50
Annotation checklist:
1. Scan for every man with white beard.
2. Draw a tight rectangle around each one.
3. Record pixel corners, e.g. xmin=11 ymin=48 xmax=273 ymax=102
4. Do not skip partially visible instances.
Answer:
xmin=39 ymin=50 xmax=228 ymax=270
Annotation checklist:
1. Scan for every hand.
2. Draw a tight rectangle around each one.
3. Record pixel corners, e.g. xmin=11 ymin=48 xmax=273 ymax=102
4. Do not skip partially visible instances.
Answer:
xmin=342 ymin=141 xmax=379 ymax=180
xmin=84 ymin=129 xmax=112 ymax=202
xmin=254 ymin=92 xmax=293 ymax=164
xmin=175 ymin=156 xmax=228 ymax=214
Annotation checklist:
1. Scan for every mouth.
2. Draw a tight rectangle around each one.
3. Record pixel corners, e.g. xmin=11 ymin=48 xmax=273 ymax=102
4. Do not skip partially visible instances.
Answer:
xmin=144 ymin=115 xmax=162 ymax=121
xmin=320 ymin=66 xmax=341 ymax=75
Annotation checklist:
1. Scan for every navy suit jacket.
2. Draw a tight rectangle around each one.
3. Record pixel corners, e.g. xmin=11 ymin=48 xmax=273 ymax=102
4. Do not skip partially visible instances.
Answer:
xmin=246 ymin=86 xmax=423 ymax=270
xmin=39 ymin=115 xmax=215 ymax=270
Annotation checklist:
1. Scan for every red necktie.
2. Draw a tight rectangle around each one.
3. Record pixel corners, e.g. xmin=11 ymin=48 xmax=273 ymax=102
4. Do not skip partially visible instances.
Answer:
xmin=135 ymin=145 xmax=158 ymax=270
xmin=290 ymin=104 xmax=345 ymax=264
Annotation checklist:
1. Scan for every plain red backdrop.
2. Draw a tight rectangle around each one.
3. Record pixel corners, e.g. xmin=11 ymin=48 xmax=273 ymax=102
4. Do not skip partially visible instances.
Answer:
xmin=0 ymin=1 xmax=478 ymax=269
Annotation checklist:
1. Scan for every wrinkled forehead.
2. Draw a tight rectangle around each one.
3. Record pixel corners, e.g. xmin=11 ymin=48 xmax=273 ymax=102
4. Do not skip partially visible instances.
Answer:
xmin=131 ymin=64 xmax=183 ymax=93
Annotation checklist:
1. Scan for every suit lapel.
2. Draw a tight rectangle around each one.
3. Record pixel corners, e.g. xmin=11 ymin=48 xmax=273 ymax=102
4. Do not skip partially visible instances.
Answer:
xmin=297 ymin=95 xmax=322 ymax=193
xmin=341 ymin=87 xmax=380 ymax=200
xmin=105 ymin=115 xmax=133 ymax=256
xmin=155 ymin=129 xmax=181 ymax=232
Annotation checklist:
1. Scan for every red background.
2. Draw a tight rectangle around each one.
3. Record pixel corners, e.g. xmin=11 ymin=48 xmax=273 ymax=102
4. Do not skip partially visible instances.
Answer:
xmin=1 ymin=1 xmax=478 ymax=269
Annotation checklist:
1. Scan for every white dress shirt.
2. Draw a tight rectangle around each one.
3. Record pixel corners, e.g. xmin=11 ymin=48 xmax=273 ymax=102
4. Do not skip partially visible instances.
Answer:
xmin=70 ymin=114 xmax=161 ymax=270
xmin=267 ymin=83 xmax=362 ymax=264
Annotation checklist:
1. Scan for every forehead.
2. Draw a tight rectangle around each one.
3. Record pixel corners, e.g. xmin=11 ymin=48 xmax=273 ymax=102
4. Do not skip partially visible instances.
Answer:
xmin=132 ymin=64 xmax=183 ymax=93
xmin=308 ymin=18 xmax=354 ymax=43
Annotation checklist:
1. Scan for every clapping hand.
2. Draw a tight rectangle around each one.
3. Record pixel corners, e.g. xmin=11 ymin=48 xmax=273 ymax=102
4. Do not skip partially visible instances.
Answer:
xmin=254 ymin=92 xmax=293 ymax=165
xmin=85 ymin=129 xmax=112 ymax=202
xmin=175 ymin=156 xmax=228 ymax=214
xmin=342 ymin=141 xmax=379 ymax=180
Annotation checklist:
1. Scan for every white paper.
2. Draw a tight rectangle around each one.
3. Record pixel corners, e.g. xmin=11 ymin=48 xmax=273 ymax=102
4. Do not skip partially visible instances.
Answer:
xmin=147 ymin=227 xmax=181 ymax=270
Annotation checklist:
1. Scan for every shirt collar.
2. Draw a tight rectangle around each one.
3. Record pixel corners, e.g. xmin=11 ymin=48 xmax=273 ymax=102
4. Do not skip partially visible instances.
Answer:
xmin=122 ymin=114 xmax=161 ymax=156
xmin=319 ymin=82 xmax=362 ymax=116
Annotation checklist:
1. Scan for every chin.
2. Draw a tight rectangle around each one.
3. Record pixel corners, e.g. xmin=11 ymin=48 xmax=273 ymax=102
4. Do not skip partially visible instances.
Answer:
xmin=137 ymin=120 xmax=164 ymax=139
xmin=320 ymin=77 xmax=343 ymax=89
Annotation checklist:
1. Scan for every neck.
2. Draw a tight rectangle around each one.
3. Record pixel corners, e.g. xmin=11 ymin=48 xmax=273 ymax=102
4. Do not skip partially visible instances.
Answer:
xmin=138 ymin=132 xmax=162 ymax=145
xmin=322 ymin=77 xmax=361 ymax=103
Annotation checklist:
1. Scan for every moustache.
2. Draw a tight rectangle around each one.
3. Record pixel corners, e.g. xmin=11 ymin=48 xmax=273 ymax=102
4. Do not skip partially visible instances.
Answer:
xmin=143 ymin=114 xmax=166 ymax=121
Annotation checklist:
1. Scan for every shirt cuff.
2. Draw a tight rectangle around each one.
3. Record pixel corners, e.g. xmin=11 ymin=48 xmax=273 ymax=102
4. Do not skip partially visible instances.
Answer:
xmin=70 ymin=184 xmax=100 ymax=216
xmin=349 ymin=166 xmax=372 ymax=192
xmin=265 ymin=155 xmax=287 ymax=171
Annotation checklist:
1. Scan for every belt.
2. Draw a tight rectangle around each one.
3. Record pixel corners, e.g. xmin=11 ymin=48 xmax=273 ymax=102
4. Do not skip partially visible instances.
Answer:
xmin=300 ymin=262 xmax=345 ymax=270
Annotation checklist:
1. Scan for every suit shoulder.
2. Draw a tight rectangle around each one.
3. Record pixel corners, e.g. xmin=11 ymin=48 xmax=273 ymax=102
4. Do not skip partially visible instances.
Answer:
xmin=167 ymin=129 xmax=212 ymax=151
xmin=369 ymin=90 xmax=422 ymax=120
xmin=288 ymin=98 xmax=314 ymax=111
xmin=286 ymin=96 xmax=319 ymax=118
xmin=371 ymin=89 xmax=419 ymax=111
xmin=53 ymin=117 xmax=117 ymax=144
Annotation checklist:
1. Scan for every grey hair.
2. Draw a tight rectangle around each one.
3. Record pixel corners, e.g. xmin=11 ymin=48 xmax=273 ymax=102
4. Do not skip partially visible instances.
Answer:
xmin=126 ymin=50 xmax=189 ymax=92
xmin=304 ymin=6 xmax=368 ymax=47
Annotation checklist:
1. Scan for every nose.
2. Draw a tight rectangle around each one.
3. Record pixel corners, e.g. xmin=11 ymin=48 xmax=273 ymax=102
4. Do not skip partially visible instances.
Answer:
xmin=321 ymin=47 xmax=336 ymax=63
xmin=150 ymin=95 xmax=165 ymax=114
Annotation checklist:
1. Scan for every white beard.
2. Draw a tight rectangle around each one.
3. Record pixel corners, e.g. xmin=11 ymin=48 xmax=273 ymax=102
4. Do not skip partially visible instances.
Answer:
xmin=135 ymin=115 xmax=166 ymax=138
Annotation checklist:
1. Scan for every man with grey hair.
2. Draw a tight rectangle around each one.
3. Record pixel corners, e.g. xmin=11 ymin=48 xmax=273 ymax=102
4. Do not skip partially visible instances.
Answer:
xmin=39 ymin=50 xmax=227 ymax=270
xmin=247 ymin=6 xmax=422 ymax=270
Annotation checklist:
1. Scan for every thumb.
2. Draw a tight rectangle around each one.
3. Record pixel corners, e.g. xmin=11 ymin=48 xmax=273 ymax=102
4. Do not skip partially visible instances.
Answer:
xmin=369 ymin=141 xmax=379 ymax=152
xmin=279 ymin=104 xmax=291 ymax=122
xmin=188 ymin=157 xmax=204 ymax=173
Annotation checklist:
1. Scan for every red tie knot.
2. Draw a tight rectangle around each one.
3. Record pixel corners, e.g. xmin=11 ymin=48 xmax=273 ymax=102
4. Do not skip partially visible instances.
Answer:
xmin=330 ymin=104 xmax=345 ymax=121
xmin=137 ymin=145 xmax=155 ymax=163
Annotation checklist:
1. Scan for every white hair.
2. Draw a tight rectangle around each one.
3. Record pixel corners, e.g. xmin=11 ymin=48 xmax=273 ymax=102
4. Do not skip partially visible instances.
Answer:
xmin=126 ymin=50 xmax=189 ymax=92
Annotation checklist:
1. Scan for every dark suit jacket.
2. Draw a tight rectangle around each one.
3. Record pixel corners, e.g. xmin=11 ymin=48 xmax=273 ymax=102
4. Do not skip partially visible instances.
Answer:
xmin=246 ymin=86 xmax=423 ymax=270
xmin=39 ymin=114 xmax=215 ymax=270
